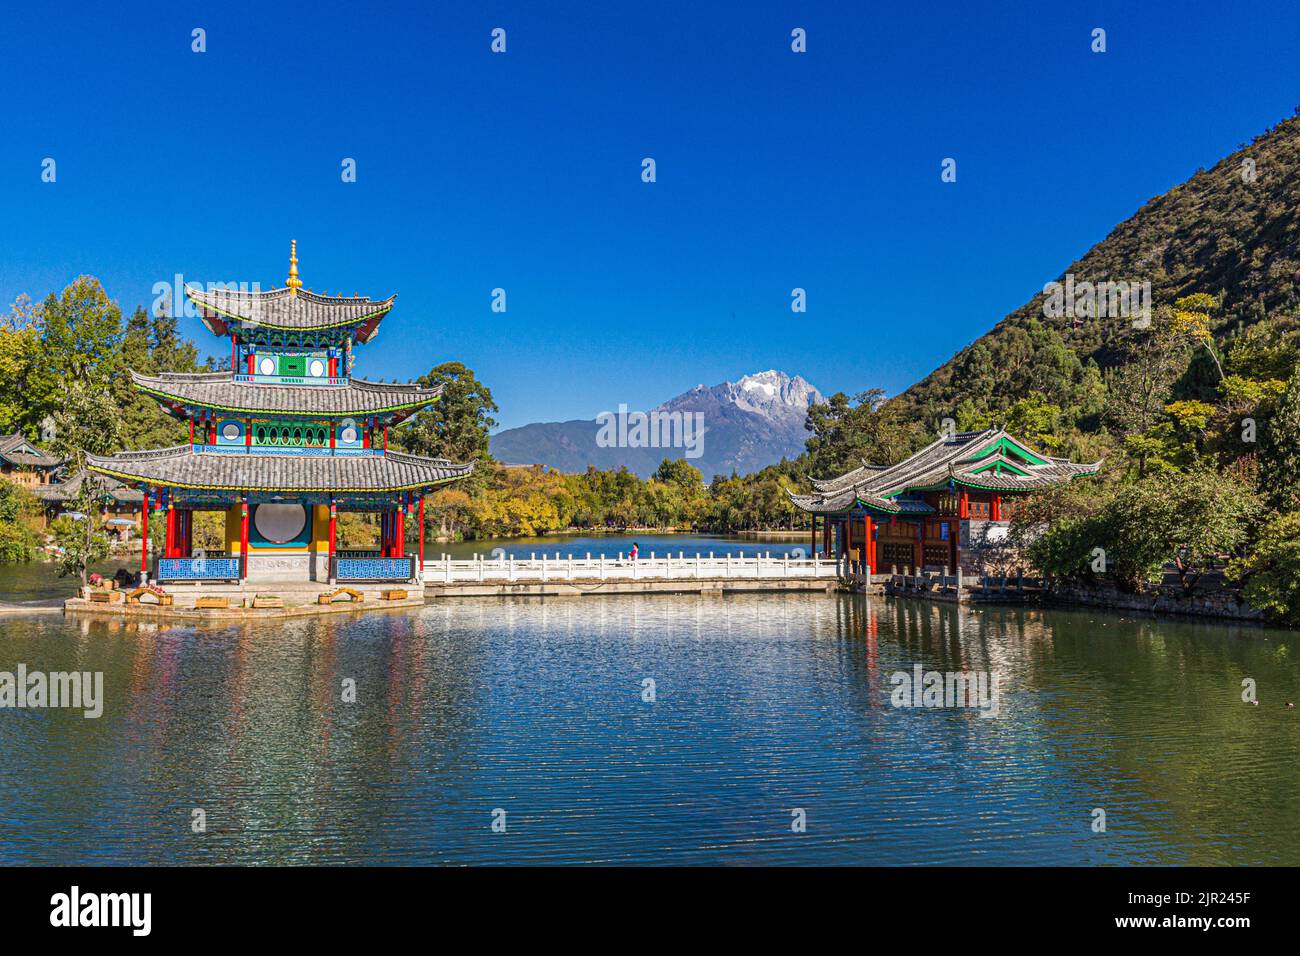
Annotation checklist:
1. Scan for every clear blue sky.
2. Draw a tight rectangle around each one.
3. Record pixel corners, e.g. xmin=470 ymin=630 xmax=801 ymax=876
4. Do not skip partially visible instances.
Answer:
xmin=2 ymin=1 xmax=1298 ymax=430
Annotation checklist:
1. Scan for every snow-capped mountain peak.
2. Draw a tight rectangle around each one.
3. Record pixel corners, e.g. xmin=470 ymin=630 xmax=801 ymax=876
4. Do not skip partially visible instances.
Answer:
xmin=491 ymin=369 xmax=825 ymax=478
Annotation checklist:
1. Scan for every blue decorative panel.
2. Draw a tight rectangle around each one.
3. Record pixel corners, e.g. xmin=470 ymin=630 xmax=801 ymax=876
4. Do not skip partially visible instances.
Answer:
xmin=336 ymin=558 xmax=412 ymax=581
xmin=157 ymin=557 xmax=242 ymax=581
xmin=335 ymin=420 xmax=363 ymax=448
xmin=215 ymin=418 xmax=245 ymax=446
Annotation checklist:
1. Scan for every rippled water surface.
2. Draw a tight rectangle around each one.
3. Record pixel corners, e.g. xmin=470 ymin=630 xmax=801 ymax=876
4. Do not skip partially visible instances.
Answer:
xmin=1 ymin=593 xmax=1298 ymax=865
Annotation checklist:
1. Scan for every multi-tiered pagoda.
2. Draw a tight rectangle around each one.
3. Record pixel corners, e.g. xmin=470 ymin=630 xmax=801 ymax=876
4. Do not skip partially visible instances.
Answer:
xmin=790 ymin=428 xmax=1100 ymax=573
xmin=88 ymin=243 xmax=472 ymax=585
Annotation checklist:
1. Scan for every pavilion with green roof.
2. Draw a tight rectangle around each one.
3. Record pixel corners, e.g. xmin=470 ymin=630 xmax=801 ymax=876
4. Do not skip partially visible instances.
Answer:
xmin=789 ymin=428 xmax=1100 ymax=573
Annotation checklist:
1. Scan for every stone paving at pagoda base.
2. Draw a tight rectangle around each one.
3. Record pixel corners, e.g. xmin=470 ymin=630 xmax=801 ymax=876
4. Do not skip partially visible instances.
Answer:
xmin=64 ymin=581 xmax=424 ymax=620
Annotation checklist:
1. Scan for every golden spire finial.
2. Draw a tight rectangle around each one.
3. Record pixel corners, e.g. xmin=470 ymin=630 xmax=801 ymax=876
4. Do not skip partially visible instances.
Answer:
xmin=286 ymin=239 xmax=302 ymax=295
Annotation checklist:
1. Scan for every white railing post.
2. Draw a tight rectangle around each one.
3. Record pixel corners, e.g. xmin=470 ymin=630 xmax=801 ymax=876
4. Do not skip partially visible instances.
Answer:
xmin=508 ymin=555 xmax=515 ymax=582
xmin=600 ymin=554 xmax=606 ymax=580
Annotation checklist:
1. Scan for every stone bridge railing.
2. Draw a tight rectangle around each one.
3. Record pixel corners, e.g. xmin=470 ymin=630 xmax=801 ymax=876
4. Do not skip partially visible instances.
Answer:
xmin=420 ymin=551 xmax=839 ymax=584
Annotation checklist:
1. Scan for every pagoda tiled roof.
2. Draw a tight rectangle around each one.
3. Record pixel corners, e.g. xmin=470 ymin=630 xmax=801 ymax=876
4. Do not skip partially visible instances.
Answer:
xmin=86 ymin=446 xmax=473 ymax=493
xmin=0 ymin=433 xmax=61 ymax=469
xmin=790 ymin=428 xmax=1101 ymax=514
xmin=185 ymin=286 xmax=395 ymax=343
xmin=131 ymin=371 xmax=442 ymax=418
xmin=31 ymin=470 xmax=142 ymax=504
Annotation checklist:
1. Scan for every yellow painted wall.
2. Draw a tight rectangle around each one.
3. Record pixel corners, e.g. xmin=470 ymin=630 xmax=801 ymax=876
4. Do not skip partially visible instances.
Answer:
xmin=224 ymin=505 xmax=242 ymax=555
xmin=311 ymin=504 xmax=331 ymax=553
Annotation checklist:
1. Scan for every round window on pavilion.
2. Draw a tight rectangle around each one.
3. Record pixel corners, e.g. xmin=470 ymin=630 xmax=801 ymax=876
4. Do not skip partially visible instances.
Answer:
xmin=253 ymin=504 xmax=308 ymax=544
xmin=258 ymin=356 xmax=276 ymax=376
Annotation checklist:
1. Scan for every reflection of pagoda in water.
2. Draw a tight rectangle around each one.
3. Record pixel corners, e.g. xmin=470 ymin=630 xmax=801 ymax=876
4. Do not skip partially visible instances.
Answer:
xmin=88 ymin=243 xmax=472 ymax=585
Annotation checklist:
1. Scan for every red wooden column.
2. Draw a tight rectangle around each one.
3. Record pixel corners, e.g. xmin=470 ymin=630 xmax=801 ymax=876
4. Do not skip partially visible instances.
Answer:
xmin=140 ymin=489 xmax=150 ymax=575
xmin=383 ymin=426 xmax=389 ymax=452
xmin=913 ymin=522 xmax=923 ymax=570
xmin=395 ymin=506 xmax=405 ymax=558
xmin=991 ymin=494 xmax=1002 ymax=521
xmin=328 ymin=501 xmax=337 ymax=558
xmin=863 ymin=514 xmax=875 ymax=571
xmin=165 ymin=502 xmax=176 ymax=558
xmin=240 ymin=496 xmax=250 ymax=580
xmin=328 ymin=500 xmax=337 ymax=580
xmin=417 ymin=495 xmax=425 ymax=567
xmin=810 ymin=515 xmax=817 ymax=558
xmin=959 ymin=490 xmax=969 ymax=518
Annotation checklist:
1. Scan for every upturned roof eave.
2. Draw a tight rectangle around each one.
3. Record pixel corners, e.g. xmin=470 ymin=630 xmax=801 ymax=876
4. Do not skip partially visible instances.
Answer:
xmin=130 ymin=370 xmax=443 ymax=419
xmin=184 ymin=285 xmax=396 ymax=340
xmin=86 ymin=448 xmax=474 ymax=495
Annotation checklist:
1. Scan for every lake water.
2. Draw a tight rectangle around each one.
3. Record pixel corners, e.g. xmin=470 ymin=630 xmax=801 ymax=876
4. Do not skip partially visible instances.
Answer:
xmin=1 ymin=572 xmax=1297 ymax=865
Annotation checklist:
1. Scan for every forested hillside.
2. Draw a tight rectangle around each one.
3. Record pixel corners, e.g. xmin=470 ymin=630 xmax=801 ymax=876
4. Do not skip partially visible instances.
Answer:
xmin=898 ymin=110 xmax=1300 ymax=432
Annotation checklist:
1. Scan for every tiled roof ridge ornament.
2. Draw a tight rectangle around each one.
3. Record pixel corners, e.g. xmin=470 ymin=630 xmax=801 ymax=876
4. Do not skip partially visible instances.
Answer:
xmin=286 ymin=239 xmax=302 ymax=295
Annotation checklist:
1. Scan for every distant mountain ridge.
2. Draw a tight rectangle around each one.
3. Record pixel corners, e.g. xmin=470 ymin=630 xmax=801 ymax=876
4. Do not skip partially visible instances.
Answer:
xmin=489 ymin=370 xmax=823 ymax=478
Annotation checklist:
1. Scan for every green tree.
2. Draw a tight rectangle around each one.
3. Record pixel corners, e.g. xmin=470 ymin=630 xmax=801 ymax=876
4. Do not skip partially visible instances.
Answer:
xmin=1016 ymin=470 xmax=1258 ymax=591
xmin=1103 ymin=469 xmax=1258 ymax=589
xmin=1004 ymin=394 xmax=1063 ymax=449
xmin=400 ymin=362 xmax=498 ymax=489
xmin=117 ymin=304 xmax=200 ymax=449
xmin=805 ymin=388 xmax=922 ymax=478
xmin=0 ymin=480 xmax=41 ymax=562
xmin=1227 ymin=511 xmax=1300 ymax=625
xmin=1259 ymin=369 xmax=1300 ymax=512
xmin=48 ymin=379 xmax=125 ymax=585
xmin=0 ymin=296 xmax=41 ymax=434
xmin=27 ymin=277 xmax=124 ymax=431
